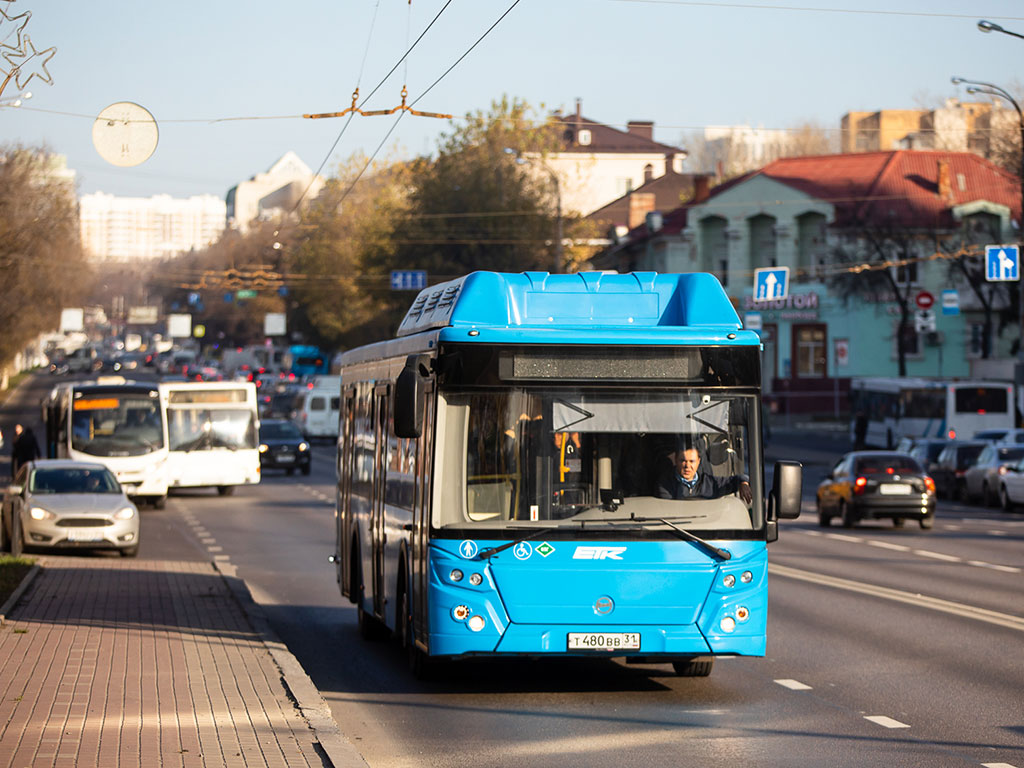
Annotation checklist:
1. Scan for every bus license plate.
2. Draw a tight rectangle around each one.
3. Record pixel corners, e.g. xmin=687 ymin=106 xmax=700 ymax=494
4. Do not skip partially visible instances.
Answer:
xmin=567 ymin=632 xmax=640 ymax=651
xmin=66 ymin=528 xmax=104 ymax=543
xmin=878 ymin=484 xmax=911 ymax=495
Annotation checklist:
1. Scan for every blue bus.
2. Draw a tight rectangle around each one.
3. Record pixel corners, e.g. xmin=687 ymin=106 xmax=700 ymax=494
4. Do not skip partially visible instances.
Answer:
xmin=332 ymin=271 xmax=802 ymax=677
xmin=286 ymin=345 xmax=330 ymax=377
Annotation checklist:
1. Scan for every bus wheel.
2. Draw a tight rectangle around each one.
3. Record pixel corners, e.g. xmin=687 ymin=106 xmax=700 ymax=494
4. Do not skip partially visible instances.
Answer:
xmin=673 ymin=657 xmax=714 ymax=677
xmin=217 ymin=486 xmax=235 ymax=496
xmin=401 ymin=588 xmax=432 ymax=679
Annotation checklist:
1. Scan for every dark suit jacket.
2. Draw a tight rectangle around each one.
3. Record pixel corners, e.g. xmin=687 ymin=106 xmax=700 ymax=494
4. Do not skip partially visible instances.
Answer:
xmin=655 ymin=470 xmax=744 ymax=500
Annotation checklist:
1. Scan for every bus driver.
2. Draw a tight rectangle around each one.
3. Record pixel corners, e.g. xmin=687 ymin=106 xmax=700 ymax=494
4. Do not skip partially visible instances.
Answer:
xmin=655 ymin=438 xmax=752 ymax=504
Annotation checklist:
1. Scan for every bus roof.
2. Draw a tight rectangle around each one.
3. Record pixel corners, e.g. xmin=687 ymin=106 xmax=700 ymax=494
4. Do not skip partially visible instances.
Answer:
xmin=394 ymin=271 xmax=755 ymax=345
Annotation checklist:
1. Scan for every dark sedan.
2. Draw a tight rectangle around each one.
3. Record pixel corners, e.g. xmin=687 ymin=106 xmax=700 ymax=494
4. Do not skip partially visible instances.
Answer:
xmin=258 ymin=419 xmax=311 ymax=475
xmin=816 ymin=451 xmax=936 ymax=529
xmin=931 ymin=441 xmax=987 ymax=499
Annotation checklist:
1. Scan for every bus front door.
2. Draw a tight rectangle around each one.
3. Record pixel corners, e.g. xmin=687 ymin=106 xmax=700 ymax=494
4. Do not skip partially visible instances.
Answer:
xmin=371 ymin=385 xmax=390 ymax=618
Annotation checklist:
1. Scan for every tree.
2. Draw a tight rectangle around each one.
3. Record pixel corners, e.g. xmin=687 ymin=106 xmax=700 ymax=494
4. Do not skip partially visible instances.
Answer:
xmin=0 ymin=146 xmax=91 ymax=371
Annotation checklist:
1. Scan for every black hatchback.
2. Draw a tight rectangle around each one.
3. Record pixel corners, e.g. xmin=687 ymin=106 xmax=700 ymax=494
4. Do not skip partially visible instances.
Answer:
xmin=258 ymin=419 xmax=311 ymax=475
xmin=816 ymin=451 xmax=936 ymax=529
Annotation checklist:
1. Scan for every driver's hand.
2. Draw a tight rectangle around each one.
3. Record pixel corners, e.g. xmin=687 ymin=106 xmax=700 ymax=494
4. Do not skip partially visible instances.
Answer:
xmin=739 ymin=481 xmax=752 ymax=505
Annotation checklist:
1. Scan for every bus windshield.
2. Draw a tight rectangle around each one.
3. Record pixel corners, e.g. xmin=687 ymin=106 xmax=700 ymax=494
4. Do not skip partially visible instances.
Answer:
xmin=435 ymin=388 xmax=760 ymax=534
xmin=71 ymin=395 xmax=164 ymax=457
xmin=167 ymin=407 xmax=258 ymax=451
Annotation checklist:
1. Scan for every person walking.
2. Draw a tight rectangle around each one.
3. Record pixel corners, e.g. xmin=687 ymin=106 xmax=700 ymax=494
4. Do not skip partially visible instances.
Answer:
xmin=11 ymin=423 xmax=41 ymax=479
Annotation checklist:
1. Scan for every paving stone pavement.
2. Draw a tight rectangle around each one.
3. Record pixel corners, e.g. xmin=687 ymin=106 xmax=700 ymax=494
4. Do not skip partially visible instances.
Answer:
xmin=0 ymin=557 xmax=328 ymax=768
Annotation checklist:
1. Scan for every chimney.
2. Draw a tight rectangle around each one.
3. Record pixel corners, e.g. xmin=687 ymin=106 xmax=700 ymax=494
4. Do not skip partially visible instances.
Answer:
xmin=937 ymin=159 xmax=955 ymax=203
xmin=627 ymin=121 xmax=654 ymax=141
xmin=643 ymin=164 xmax=654 ymax=184
xmin=693 ymin=175 xmax=711 ymax=204
xmin=628 ymin=193 xmax=656 ymax=229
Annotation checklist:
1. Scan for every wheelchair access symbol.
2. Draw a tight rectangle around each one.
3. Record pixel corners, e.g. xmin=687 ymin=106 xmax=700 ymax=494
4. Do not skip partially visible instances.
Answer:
xmin=985 ymin=245 xmax=1020 ymax=282
xmin=513 ymin=541 xmax=533 ymax=560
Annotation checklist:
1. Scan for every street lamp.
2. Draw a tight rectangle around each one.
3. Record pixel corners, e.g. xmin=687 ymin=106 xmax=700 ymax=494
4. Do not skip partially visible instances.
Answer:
xmin=977 ymin=20 xmax=1024 ymax=40
xmin=504 ymin=148 xmax=563 ymax=273
xmin=952 ymin=75 xmax=1024 ymax=392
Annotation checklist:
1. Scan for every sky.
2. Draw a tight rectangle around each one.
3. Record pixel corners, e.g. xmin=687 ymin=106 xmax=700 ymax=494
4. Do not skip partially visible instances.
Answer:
xmin=2 ymin=0 xmax=1024 ymax=201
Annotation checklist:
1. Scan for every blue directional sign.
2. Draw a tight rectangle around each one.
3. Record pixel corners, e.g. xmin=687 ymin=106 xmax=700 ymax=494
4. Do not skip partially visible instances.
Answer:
xmin=390 ymin=270 xmax=427 ymax=290
xmin=985 ymin=244 xmax=1020 ymax=282
xmin=753 ymin=267 xmax=790 ymax=301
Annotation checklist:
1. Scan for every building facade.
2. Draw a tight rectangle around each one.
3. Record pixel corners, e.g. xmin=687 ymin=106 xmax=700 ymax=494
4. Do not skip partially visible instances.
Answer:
xmin=226 ymin=151 xmax=324 ymax=232
xmin=595 ymin=151 xmax=1021 ymax=400
xmin=79 ymin=192 xmax=226 ymax=262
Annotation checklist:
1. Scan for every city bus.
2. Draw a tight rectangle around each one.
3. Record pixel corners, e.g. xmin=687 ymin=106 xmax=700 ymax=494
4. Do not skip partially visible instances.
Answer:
xmin=41 ymin=377 xmax=169 ymax=507
xmin=159 ymin=381 xmax=261 ymax=495
xmin=331 ymin=271 xmax=802 ymax=677
xmin=849 ymin=377 xmax=1015 ymax=448
xmin=286 ymin=345 xmax=330 ymax=377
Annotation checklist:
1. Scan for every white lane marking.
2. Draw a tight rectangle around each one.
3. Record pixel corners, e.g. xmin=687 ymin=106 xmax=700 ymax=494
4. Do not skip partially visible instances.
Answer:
xmin=769 ymin=563 xmax=1024 ymax=632
xmin=207 ymin=546 xmax=223 ymax=552
xmin=824 ymin=533 xmax=861 ymax=543
xmin=987 ymin=530 xmax=1008 ymax=537
xmin=194 ymin=527 xmax=208 ymax=535
xmin=200 ymin=538 xmax=216 ymax=545
xmin=864 ymin=715 xmax=910 ymax=729
xmin=802 ymin=530 xmax=823 ymax=537
xmin=982 ymin=763 xmax=1020 ymax=767
xmin=214 ymin=554 xmax=230 ymax=561
xmin=867 ymin=540 xmax=910 ymax=552
xmin=913 ymin=549 xmax=961 ymax=562
xmin=968 ymin=561 xmax=1021 ymax=574
xmin=774 ymin=679 xmax=812 ymax=690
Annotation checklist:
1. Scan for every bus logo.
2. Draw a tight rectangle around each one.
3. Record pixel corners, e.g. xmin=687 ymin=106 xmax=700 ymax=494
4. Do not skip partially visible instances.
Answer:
xmin=513 ymin=542 xmax=533 ymax=560
xmin=459 ymin=540 xmax=479 ymax=559
xmin=573 ymin=546 xmax=626 ymax=560
xmin=593 ymin=596 xmax=615 ymax=615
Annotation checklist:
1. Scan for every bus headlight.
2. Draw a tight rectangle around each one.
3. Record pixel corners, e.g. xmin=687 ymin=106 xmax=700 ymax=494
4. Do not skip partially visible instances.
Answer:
xmin=467 ymin=614 xmax=486 ymax=632
xmin=720 ymin=616 xmax=736 ymax=633
xmin=723 ymin=574 xmax=736 ymax=588
xmin=740 ymin=571 xmax=753 ymax=584
xmin=469 ymin=572 xmax=483 ymax=586
xmin=449 ymin=569 xmax=464 ymax=582
xmin=29 ymin=507 xmax=55 ymax=521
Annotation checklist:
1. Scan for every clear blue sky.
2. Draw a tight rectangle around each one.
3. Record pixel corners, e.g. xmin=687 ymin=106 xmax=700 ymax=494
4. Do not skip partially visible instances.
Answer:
xmin=2 ymin=0 xmax=1023 ymax=200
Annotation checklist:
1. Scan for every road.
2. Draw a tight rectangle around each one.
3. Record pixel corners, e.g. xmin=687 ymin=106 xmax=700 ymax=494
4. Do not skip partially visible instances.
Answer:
xmin=3 ymin=375 xmax=1023 ymax=767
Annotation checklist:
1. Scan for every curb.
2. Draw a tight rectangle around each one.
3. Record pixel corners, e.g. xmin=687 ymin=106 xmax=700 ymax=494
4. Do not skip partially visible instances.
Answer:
xmin=213 ymin=561 xmax=368 ymax=768
xmin=0 ymin=561 xmax=42 ymax=627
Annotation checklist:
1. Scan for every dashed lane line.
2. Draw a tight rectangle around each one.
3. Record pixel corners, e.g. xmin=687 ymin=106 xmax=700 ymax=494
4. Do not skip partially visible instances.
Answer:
xmin=774 ymin=679 xmax=812 ymax=690
xmin=913 ymin=549 xmax=962 ymax=562
xmin=769 ymin=563 xmax=1024 ymax=633
xmin=867 ymin=540 xmax=910 ymax=552
xmin=864 ymin=715 xmax=910 ymax=729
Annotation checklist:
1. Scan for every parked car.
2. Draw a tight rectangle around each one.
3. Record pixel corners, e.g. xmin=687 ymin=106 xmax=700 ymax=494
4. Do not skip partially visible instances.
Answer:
xmin=816 ymin=451 xmax=936 ymax=529
xmin=997 ymin=456 xmax=1024 ymax=510
xmin=895 ymin=437 xmax=950 ymax=470
xmin=1 ymin=459 xmax=139 ymax=557
xmin=258 ymin=419 xmax=311 ymax=476
xmin=962 ymin=444 xmax=1024 ymax=505
xmin=931 ymin=441 xmax=987 ymax=499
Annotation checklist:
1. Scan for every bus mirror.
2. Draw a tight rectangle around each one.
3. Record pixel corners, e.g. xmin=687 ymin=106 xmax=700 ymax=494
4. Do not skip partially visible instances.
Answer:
xmin=771 ymin=460 xmax=803 ymax=520
xmin=394 ymin=355 xmax=430 ymax=438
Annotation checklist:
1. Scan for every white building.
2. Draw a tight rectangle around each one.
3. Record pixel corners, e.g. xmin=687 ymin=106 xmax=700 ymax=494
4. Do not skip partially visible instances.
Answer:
xmin=79 ymin=192 xmax=226 ymax=262
xmin=226 ymin=151 xmax=325 ymax=232
xmin=698 ymin=125 xmax=796 ymax=178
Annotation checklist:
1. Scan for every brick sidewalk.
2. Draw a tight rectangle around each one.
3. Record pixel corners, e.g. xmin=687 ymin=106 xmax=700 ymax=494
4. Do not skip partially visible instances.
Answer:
xmin=0 ymin=558 xmax=326 ymax=768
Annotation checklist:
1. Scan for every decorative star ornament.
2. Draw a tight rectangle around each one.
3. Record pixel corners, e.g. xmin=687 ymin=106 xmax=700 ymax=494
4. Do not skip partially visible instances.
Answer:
xmin=0 ymin=8 xmax=31 ymax=55
xmin=6 ymin=34 xmax=55 ymax=88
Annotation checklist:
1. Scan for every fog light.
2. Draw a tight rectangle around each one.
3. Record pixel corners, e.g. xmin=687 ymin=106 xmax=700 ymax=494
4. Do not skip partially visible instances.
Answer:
xmin=723 ymin=574 xmax=736 ymax=588
xmin=736 ymin=606 xmax=750 ymax=622
xmin=469 ymin=572 xmax=483 ymax=586
xmin=740 ymin=571 xmax=753 ymax=584
xmin=452 ymin=604 xmax=470 ymax=621
xmin=449 ymin=569 xmax=464 ymax=582
xmin=720 ymin=616 xmax=736 ymax=633
xmin=467 ymin=614 xmax=486 ymax=632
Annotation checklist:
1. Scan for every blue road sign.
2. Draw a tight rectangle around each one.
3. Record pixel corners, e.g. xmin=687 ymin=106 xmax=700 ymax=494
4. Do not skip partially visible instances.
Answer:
xmin=391 ymin=270 xmax=427 ymax=290
xmin=753 ymin=267 xmax=789 ymax=301
xmin=985 ymin=244 xmax=1020 ymax=282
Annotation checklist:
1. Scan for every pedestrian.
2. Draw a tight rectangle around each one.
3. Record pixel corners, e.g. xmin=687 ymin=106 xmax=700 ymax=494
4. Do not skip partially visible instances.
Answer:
xmin=853 ymin=409 xmax=868 ymax=450
xmin=11 ymin=423 xmax=41 ymax=479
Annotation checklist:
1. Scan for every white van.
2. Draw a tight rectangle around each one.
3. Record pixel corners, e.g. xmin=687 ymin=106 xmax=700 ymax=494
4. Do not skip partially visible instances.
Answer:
xmin=294 ymin=376 xmax=341 ymax=438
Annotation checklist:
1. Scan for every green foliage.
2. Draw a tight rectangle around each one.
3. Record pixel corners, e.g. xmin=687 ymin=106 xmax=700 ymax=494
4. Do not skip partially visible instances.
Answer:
xmin=0 ymin=146 xmax=92 ymax=369
xmin=0 ymin=555 xmax=34 ymax=608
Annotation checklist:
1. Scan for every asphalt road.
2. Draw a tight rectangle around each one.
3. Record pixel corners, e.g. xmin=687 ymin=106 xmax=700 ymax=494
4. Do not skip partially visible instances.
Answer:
xmin=4 ymin=374 xmax=1023 ymax=767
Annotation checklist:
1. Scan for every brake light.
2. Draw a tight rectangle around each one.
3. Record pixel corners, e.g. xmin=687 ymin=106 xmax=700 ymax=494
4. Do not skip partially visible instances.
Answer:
xmin=924 ymin=476 xmax=936 ymax=494
xmin=947 ymin=429 xmax=956 ymax=439
xmin=886 ymin=467 xmax=895 ymax=474
xmin=854 ymin=476 xmax=867 ymax=494
xmin=977 ymin=409 xmax=986 ymax=415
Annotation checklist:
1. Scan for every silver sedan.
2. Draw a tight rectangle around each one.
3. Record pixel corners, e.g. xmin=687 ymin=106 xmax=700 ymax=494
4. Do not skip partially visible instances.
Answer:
xmin=1 ymin=459 xmax=140 ymax=557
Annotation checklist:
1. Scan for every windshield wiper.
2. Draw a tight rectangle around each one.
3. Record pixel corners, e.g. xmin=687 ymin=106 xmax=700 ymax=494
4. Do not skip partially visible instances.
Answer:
xmin=477 ymin=525 xmax=562 ymax=560
xmin=576 ymin=515 xmax=732 ymax=562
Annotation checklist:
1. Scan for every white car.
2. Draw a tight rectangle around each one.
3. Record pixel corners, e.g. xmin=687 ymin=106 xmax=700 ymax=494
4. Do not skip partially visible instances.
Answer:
xmin=1 ymin=459 xmax=140 ymax=557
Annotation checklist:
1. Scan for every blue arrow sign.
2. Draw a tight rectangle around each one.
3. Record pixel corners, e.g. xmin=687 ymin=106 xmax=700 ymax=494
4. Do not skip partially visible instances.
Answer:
xmin=754 ymin=267 xmax=789 ymax=301
xmin=985 ymin=244 xmax=1019 ymax=282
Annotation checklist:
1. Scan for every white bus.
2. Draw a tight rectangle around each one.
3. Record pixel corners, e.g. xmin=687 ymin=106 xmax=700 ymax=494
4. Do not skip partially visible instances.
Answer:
xmin=41 ymin=378 xmax=169 ymax=507
xmin=159 ymin=381 xmax=261 ymax=496
xmin=849 ymin=377 xmax=1015 ymax=448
